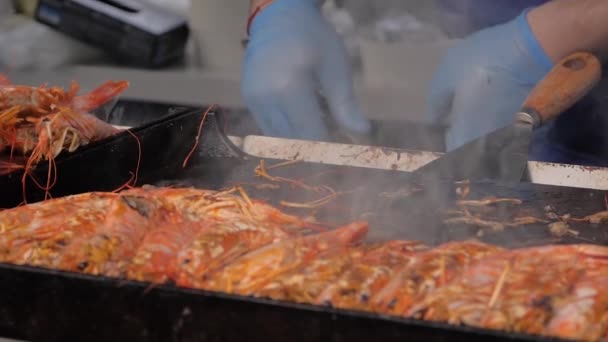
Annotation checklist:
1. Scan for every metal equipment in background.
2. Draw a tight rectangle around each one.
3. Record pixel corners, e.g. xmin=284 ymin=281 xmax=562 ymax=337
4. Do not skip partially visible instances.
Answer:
xmin=34 ymin=0 xmax=190 ymax=68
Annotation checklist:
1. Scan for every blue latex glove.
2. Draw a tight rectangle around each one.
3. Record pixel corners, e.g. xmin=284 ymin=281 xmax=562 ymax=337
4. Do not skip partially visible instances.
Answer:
xmin=241 ymin=0 xmax=371 ymax=141
xmin=426 ymin=9 xmax=554 ymax=152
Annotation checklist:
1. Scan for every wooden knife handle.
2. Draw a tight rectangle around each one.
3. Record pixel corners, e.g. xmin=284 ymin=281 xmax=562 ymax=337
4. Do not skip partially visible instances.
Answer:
xmin=520 ymin=51 xmax=602 ymax=127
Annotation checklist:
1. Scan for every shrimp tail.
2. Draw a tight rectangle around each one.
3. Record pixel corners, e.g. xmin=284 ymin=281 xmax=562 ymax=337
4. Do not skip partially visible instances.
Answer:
xmin=71 ymin=81 xmax=130 ymax=113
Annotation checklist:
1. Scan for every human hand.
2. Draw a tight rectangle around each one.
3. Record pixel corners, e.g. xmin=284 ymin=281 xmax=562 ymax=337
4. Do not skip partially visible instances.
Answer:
xmin=426 ymin=10 xmax=554 ymax=151
xmin=242 ymin=0 xmax=371 ymax=141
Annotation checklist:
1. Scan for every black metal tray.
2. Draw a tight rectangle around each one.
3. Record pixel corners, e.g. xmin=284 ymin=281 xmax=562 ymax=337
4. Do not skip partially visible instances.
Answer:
xmin=0 ymin=262 xmax=570 ymax=342
xmin=0 ymin=106 xmax=604 ymax=342
xmin=0 ymin=105 xmax=240 ymax=208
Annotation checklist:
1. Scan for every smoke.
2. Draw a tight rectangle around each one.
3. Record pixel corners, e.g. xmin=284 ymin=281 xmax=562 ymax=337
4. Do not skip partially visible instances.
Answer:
xmin=204 ymin=2 xmax=458 ymax=245
xmin=79 ymin=2 xmax=463 ymax=248
xmin=318 ymin=0 xmax=453 ymax=152
xmin=109 ymin=97 xmax=573 ymax=249
xmin=106 ymin=2 xmax=550 ymax=247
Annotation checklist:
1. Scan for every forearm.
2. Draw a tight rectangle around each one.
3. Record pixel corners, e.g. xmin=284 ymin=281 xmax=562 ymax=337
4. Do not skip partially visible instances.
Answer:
xmin=528 ymin=0 xmax=608 ymax=62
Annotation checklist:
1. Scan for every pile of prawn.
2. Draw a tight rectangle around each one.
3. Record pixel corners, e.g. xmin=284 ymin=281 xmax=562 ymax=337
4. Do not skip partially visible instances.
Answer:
xmin=1 ymin=185 xmax=608 ymax=342
xmin=0 ymin=75 xmax=129 ymax=200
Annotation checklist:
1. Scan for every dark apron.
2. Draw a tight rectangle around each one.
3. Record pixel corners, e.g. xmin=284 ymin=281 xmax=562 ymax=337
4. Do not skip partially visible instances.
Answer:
xmin=530 ymin=70 xmax=608 ymax=167
xmin=435 ymin=0 xmax=551 ymax=36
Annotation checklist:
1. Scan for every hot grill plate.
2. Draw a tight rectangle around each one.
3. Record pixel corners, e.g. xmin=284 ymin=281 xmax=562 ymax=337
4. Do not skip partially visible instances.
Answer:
xmin=0 ymin=104 xmax=604 ymax=342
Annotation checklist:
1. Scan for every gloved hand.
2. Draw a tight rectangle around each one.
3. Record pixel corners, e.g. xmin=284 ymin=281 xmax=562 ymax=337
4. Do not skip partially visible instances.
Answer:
xmin=426 ymin=9 xmax=554 ymax=151
xmin=241 ymin=0 xmax=371 ymax=141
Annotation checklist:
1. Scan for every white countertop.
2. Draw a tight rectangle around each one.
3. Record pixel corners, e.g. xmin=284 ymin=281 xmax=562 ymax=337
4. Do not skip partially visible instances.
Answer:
xmin=6 ymin=65 xmax=431 ymax=123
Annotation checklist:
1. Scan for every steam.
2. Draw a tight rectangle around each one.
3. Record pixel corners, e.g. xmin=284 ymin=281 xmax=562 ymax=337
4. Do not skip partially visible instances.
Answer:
xmin=126 ymin=3 xmax=474 ymax=246
xmin=159 ymin=2 xmax=454 ymax=245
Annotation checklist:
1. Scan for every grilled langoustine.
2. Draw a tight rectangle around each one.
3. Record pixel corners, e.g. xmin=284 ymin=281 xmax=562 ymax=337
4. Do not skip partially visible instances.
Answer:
xmin=54 ymin=194 xmax=166 ymax=277
xmin=200 ymin=222 xmax=369 ymax=295
xmin=545 ymin=272 xmax=608 ymax=341
xmin=405 ymin=244 xmax=608 ymax=342
xmin=371 ymin=240 xmax=505 ymax=315
xmin=0 ymin=192 xmax=119 ymax=266
xmin=126 ymin=213 xmax=207 ymax=284
xmin=123 ymin=186 xmax=318 ymax=287
xmin=253 ymin=246 xmax=366 ymax=304
xmin=1 ymin=186 xmax=607 ymax=341
xmin=0 ymin=192 xmax=117 ymax=235
xmin=175 ymin=217 xmax=296 ymax=289
xmin=0 ymin=76 xmax=128 ymax=174
xmin=315 ymin=240 xmax=428 ymax=311
xmin=123 ymin=186 xmax=321 ymax=232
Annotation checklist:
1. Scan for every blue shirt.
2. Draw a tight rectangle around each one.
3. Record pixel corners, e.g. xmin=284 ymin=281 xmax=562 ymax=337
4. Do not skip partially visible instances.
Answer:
xmin=436 ymin=0 xmax=551 ymax=33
